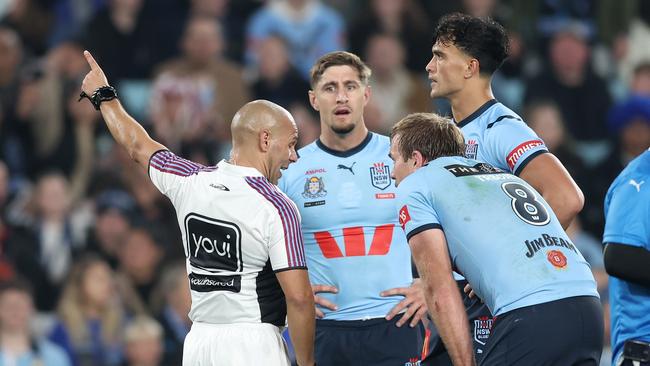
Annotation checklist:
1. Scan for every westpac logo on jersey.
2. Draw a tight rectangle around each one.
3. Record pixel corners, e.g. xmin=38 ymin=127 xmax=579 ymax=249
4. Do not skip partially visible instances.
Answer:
xmin=465 ymin=139 xmax=479 ymax=159
xmin=184 ymin=213 xmax=243 ymax=274
xmin=370 ymin=162 xmax=391 ymax=190
xmin=399 ymin=205 xmax=411 ymax=230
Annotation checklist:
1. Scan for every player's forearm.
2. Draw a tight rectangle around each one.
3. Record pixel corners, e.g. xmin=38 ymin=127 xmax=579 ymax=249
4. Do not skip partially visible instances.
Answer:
xmin=99 ymin=99 xmax=155 ymax=165
xmin=286 ymin=297 xmax=316 ymax=366
xmin=426 ymin=281 xmax=476 ymax=366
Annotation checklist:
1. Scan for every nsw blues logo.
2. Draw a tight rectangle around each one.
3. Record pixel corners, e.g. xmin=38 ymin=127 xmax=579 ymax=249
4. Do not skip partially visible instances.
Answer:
xmin=473 ymin=316 xmax=494 ymax=346
xmin=369 ymin=162 xmax=391 ymax=190
xmin=465 ymin=139 xmax=479 ymax=160
xmin=302 ymin=176 xmax=327 ymax=199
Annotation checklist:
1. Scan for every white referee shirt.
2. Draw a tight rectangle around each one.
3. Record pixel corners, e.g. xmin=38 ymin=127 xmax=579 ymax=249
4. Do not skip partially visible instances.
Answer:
xmin=148 ymin=150 xmax=307 ymax=327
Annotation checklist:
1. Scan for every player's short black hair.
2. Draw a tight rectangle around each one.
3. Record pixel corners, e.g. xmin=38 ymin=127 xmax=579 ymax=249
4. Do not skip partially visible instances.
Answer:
xmin=433 ymin=13 xmax=509 ymax=75
xmin=391 ymin=113 xmax=465 ymax=162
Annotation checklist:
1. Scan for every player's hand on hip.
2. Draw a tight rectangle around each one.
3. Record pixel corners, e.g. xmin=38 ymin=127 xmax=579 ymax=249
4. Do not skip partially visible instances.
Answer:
xmin=311 ymin=284 xmax=338 ymax=318
xmin=463 ymin=283 xmax=482 ymax=303
xmin=381 ymin=279 xmax=428 ymax=327
xmin=81 ymin=50 xmax=110 ymax=95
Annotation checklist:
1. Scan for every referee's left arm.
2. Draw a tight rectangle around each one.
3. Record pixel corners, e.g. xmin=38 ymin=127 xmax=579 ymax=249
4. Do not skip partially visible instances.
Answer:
xmin=80 ymin=50 xmax=166 ymax=172
xmin=276 ymin=269 xmax=316 ymax=366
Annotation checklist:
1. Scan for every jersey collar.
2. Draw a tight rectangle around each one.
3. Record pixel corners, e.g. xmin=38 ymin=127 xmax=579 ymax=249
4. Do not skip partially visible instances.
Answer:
xmin=217 ymin=160 xmax=264 ymax=177
xmin=455 ymin=99 xmax=498 ymax=128
xmin=316 ymin=132 xmax=373 ymax=158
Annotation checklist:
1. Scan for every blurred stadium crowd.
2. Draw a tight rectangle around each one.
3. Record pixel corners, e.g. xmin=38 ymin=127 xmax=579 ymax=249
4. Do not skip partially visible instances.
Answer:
xmin=0 ymin=0 xmax=649 ymax=365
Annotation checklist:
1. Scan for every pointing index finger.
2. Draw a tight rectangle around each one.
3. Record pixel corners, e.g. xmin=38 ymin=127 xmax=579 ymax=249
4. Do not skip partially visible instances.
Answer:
xmin=84 ymin=50 xmax=100 ymax=70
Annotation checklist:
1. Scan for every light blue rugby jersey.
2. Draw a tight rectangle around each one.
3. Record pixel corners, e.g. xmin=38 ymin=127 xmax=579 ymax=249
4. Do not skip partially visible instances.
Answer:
xmin=604 ymin=149 xmax=650 ymax=363
xmin=397 ymin=156 xmax=599 ymax=316
xmin=278 ymin=133 xmax=413 ymax=320
xmin=458 ymin=99 xmax=547 ymax=175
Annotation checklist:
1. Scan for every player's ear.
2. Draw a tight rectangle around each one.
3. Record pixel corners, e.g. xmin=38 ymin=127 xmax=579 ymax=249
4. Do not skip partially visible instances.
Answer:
xmin=308 ymin=90 xmax=319 ymax=111
xmin=363 ymin=84 xmax=371 ymax=106
xmin=259 ymin=129 xmax=271 ymax=152
xmin=466 ymin=58 xmax=479 ymax=79
xmin=412 ymin=150 xmax=426 ymax=168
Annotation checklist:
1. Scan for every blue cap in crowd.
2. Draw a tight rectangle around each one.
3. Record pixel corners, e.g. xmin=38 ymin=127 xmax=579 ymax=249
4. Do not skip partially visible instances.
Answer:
xmin=607 ymin=95 xmax=650 ymax=133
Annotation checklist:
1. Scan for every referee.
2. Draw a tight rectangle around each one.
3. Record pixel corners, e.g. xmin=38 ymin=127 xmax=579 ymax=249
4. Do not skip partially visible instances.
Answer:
xmin=79 ymin=51 xmax=315 ymax=366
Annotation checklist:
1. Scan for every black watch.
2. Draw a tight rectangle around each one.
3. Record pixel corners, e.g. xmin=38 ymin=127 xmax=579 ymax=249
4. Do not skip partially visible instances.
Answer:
xmin=78 ymin=85 xmax=118 ymax=110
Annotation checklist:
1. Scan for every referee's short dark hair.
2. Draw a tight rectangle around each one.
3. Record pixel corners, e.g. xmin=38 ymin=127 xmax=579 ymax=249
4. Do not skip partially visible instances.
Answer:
xmin=433 ymin=12 xmax=509 ymax=75
xmin=310 ymin=51 xmax=371 ymax=88
xmin=391 ymin=113 xmax=465 ymax=162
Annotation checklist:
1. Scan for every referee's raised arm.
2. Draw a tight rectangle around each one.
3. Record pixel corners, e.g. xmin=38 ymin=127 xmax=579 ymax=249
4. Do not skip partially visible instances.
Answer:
xmin=80 ymin=50 xmax=166 ymax=171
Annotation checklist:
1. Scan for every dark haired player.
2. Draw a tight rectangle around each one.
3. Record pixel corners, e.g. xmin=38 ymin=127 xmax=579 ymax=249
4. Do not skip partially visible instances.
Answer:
xmin=424 ymin=13 xmax=585 ymax=362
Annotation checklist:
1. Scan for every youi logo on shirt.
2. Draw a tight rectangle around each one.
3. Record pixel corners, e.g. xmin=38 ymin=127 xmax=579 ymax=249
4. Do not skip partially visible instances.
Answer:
xmin=184 ymin=213 xmax=243 ymax=274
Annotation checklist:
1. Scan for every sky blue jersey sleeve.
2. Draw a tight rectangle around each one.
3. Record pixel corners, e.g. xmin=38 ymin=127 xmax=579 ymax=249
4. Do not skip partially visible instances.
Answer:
xmin=397 ymin=176 xmax=442 ymax=241
xmin=604 ymin=180 xmax=650 ymax=249
xmin=484 ymin=118 xmax=548 ymax=175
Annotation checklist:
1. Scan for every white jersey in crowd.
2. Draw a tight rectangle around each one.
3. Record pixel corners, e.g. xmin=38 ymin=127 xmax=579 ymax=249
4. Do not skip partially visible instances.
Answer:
xmin=148 ymin=150 xmax=307 ymax=326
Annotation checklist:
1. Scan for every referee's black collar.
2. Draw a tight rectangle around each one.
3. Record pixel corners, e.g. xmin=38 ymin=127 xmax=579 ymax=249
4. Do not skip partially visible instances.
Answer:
xmin=316 ymin=132 xmax=373 ymax=158
xmin=455 ymin=99 xmax=498 ymax=128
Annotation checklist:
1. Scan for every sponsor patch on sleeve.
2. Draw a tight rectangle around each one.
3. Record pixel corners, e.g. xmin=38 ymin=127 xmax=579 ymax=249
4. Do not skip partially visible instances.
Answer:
xmin=399 ymin=205 xmax=411 ymax=230
xmin=506 ymin=139 xmax=544 ymax=170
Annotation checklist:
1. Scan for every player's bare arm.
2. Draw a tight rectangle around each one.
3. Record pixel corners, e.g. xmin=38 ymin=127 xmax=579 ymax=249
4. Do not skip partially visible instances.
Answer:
xmin=381 ymin=279 xmax=428 ymax=328
xmin=80 ymin=50 xmax=165 ymax=171
xmin=409 ymin=228 xmax=476 ymax=366
xmin=276 ymin=269 xmax=316 ymax=366
xmin=519 ymin=153 xmax=584 ymax=229
xmin=311 ymin=284 xmax=338 ymax=318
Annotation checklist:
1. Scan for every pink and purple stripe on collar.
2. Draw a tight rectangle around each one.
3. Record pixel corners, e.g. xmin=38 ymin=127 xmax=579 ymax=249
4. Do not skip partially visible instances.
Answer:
xmin=150 ymin=150 xmax=217 ymax=177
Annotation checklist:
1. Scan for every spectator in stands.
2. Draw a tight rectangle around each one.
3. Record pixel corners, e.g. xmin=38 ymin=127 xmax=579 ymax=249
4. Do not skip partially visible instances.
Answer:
xmin=50 ymin=255 xmax=125 ymax=366
xmin=80 ymin=0 xmax=165 ymax=80
xmin=0 ymin=277 xmax=71 ymax=366
xmin=7 ymin=172 xmax=89 ymax=311
xmin=151 ymin=262 xmax=190 ymax=366
xmin=115 ymin=227 xmax=164 ymax=315
xmin=122 ymin=316 xmax=164 ymax=366
xmin=524 ymin=23 xmax=612 ymax=147
xmin=246 ymin=0 xmax=345 ymax=79
xmin=250 ymin=35 xmax=310 ymax=110
xmin=25 ymin=40 xmax=97 ymax=198
xmin=364 ymin=33 xmax=430 ymax=134
xmin=150 ymin=15 xmax=250 ymax=159
xmin=0 ymin=27 xmax=33 ymax=181
xmin=348 ymin=0 xmax=430 ymax=73
xmin=587 ymin=95 xmax=650 ymax=237
xmin=0 ymin=0 xmax=51 ymax=56
xmin=525 ymin=99 xmax=587 ymax=193
xmin=84 ymin=190 xmax=135 ymax=269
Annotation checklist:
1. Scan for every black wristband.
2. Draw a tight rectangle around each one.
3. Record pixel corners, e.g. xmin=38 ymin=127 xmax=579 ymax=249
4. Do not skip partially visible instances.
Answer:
xmin=78 ymin=85 xmax=118 ymax=110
